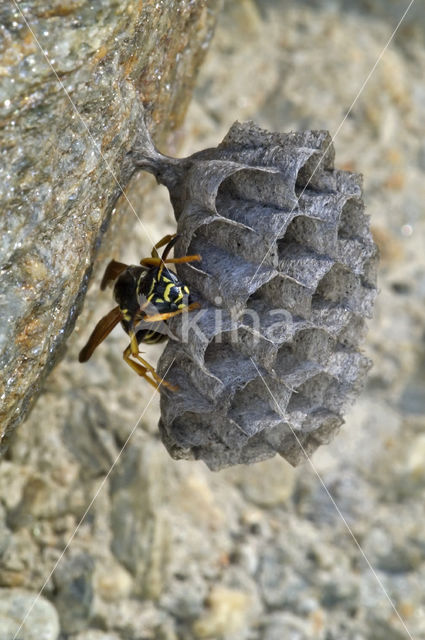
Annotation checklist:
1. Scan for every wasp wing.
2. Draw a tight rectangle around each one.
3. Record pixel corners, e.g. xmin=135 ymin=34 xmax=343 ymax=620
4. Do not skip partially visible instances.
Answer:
xmin=100 ymin=260 xmax=129 ymax=290
xmin=78 ymin=305 xmax=122 ymax=362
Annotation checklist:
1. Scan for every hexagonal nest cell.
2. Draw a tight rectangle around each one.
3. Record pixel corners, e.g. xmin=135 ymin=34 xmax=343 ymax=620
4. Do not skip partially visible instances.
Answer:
xmin=133 ymin=120 xmax=378 ymax=470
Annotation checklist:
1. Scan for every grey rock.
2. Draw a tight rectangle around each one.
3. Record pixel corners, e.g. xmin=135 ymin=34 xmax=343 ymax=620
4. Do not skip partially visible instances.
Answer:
xmin=258 ymin=547 xmax=292 ymax=609
xmin=0 ymin=514 xmax=11 ymax=558
xmin=109 ymin=439 xmax=172 ymax=599
xmin=61 ymin=392 xmax=116 ymax=477
xmin=320 ymin=578 xmax=360 ymax=610
xmin=74 ymin=633 xmax=121 ymax=640
xmin=222 ymin=457 xmax=295 ymax=507
xmin=260 ymin=612 xmax=312 ymax=640
xmin=131 ymin=120 xmax=378 ymax=469
xmin=52 ymin=552 xmax=94 ymax=633
xmin=398 ymin=358 xmax=425 ymax=415
xmin=191 ymin=580 xmax=261 ymax=639
xmin=365 ymin=616 xmax=412 ymax=640
xmin=0 ymin=588 xmax=59 ymax=640
xmin=0 ymin=0 xmax=222 ymax=454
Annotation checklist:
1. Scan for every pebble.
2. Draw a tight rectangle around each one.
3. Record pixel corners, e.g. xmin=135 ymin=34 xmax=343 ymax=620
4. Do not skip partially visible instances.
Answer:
xmin=0 ymin=589 xmax=60 ymax=640
xmin=74 ymin=633 xmax=121 ymax=640
xmin=94 ymin=557 xmax=133 ymax=601
xmin=261 ymin=612 xmax=312 ymax=640
xmin=222 ymin=457 xmax=295 ymax=507
xmin=53 ymin=553 xmax=94 ymax=634
xmin=192 ymin=586 xmax=255 ymax=638
xmin=405 ymin=434 xmax=425 ymax=479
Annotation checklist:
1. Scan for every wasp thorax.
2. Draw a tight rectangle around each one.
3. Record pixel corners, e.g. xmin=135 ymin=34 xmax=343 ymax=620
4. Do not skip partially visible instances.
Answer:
xmin=138 ymin=266 xmax=191 ymax=314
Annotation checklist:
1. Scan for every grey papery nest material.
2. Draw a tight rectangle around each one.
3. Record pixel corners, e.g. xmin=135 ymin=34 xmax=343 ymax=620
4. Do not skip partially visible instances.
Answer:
xmin=131 ymin=121 xmax=378 ymax=470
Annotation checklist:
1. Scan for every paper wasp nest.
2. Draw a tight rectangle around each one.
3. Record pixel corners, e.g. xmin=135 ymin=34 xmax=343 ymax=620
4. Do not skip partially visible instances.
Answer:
xmin=132 ymin=121 xmax=378 ymax=470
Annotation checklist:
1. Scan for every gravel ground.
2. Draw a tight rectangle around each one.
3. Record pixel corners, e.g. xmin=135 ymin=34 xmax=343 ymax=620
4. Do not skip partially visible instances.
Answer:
xmin=1 ymin=1 xmax=425 ymax=639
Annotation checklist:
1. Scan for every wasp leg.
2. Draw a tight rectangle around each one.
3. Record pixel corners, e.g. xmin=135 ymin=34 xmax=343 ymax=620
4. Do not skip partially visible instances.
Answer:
xmin=79 ymin=305 xmax=122 ymax=362
xmin=165 ymin=253 xmax=202 ymax=264
xmin=128 ymin=334 xmax=171 ymax=387
xmin=100 ymin=260 xmax=128 ymax=290
xmin=153 ymin=233 xmax=177 ymax=259
xmin=135 ymin=353 xmax=178 ymax=391
xmin=142 ymin=301 xmax=200 ymax=323
xmin=123 ymin=342 xmax=177 ymax=392
xmin=140 ymin=254 xmax=201 ymax=268
xmin=142 ymin=233 xmax=177 ymax=263
xmin=165 ymin=254 xmax=201 ymax=264
xmin=123 ymin=346 xmax=161 ymax=390
xmin=140 ymin=256 xmax=164 ymax=268
xmin=142 ymin=234 xmax=201 ymax=278
xmin=140 ymin=234 xmax=178 ymax=278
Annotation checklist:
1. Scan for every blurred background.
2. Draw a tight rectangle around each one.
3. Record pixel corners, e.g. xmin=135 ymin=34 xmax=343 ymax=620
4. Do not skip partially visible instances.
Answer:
xmin=2 ymin=1 xmax=425 ymax=638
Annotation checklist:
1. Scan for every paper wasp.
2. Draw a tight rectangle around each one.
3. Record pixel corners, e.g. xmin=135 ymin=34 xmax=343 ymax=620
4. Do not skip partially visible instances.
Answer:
xmin=79 ymin=234 xmax=200 ymax=391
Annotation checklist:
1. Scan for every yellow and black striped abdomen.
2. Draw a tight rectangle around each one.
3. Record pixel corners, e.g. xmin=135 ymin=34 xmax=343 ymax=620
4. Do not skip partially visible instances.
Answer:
xmin=135 ymin=329 xmax=167 ymax=345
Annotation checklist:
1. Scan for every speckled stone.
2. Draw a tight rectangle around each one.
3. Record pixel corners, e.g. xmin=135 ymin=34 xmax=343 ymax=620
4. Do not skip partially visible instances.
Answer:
xmin=192 ymin=585 xmax=259 ymax=638
xmin=0 ymin=0 xmax=222 ymax=453
xmin=0 ymin=588 xmax=60 ymax=640
xmin=52 ymin=552 xmax=94 ymax=633
xmin=74 ymin=633 xmax=121 ymax=640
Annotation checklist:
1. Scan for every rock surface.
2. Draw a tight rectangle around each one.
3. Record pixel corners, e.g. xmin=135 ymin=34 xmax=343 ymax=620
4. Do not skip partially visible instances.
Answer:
xmin=0 ymin=588 xmax=60 ymax=640
xmin=0 ymin=0 xmax=222 ymax=452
